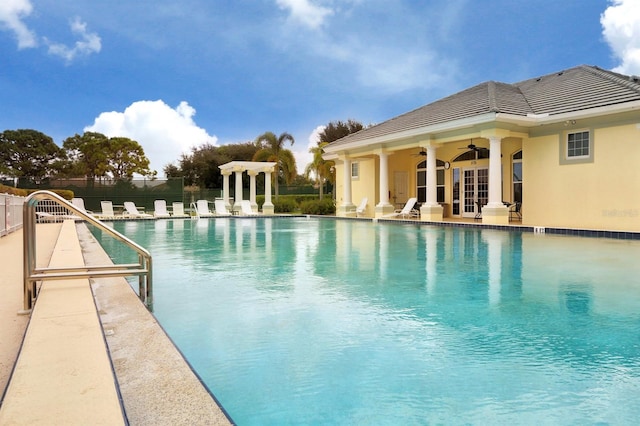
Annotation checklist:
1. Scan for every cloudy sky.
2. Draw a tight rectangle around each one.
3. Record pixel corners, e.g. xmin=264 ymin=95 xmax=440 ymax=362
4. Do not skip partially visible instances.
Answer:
xmin=1 ymin=0 xmax=639 ymax=176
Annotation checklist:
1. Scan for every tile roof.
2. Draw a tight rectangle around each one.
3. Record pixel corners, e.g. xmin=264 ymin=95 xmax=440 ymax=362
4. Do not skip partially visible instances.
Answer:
xmin=327 ymin=65 xmax=640 ymax=148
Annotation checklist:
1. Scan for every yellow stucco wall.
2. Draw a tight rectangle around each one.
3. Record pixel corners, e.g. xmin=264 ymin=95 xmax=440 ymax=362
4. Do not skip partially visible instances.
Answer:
xmin=525 ymin=123 xmax=640 ymax=231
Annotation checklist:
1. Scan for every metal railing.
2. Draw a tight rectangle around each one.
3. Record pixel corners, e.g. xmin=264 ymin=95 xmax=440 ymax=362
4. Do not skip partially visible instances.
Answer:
xmin=1 ymin=193 xmax=25 ymax=237
xmin=22 ymin=191 xmax=153 ymax=312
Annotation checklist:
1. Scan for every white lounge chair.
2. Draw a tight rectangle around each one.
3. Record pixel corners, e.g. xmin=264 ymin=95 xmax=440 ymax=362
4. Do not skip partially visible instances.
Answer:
xmin=171 ymin=202 xmax=189 ymax=217
xmin=194 ymin=199 xmax=215 ymax=217
xmin=71 ymin=197 xmax=94 ymax=215
xmin=346 ymin=197 xmax=367 ymax=217
xmin=98 ymin=201 xmax=117 ymax=219
xmin=153 ymin=200 xmax=171 ymax=218
xmin=239 ymin=200 xmax=259 ymax=216
xmin=383 ymin=197 xmax=419 ymax=219
xmin=124 ymin=201 xmax=153 ymax=218
xmin=214 ymin=200 xmax=233 ymax=216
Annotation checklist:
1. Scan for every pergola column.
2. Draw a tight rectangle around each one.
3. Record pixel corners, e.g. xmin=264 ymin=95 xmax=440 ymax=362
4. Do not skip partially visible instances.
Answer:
xmin=481 ymin=135 xmax=508 ymax=224
xmin=337 ymin=157 xmax=355 ymax=216
xmin=221 ymin=170 xmax=231 ymax=207
xmin=374 ymin=150 xmax=394 ymax=217
xmin=263 ymin=170 xmax=274 ymax=214
xmin=234 ymin=169 xmax=244 ymax=212
xmin=248 ymin=170 xmax=258 ymax=211
xmin=419 ymin=143 xmax=443 ymax=222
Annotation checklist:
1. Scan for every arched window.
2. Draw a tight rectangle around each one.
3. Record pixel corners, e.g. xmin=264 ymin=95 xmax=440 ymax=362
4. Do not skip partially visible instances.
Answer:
xmin=417 ymin=159 xmax=445 ymax=203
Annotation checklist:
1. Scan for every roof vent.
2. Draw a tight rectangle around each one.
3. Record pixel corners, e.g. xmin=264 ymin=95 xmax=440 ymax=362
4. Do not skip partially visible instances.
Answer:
xmin=558 ymin=71 xmax=564 ymax=76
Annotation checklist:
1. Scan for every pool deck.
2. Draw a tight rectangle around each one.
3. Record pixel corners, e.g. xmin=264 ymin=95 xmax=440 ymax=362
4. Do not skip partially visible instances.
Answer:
xmin=0 ymin=222 xmax=232 ymax=425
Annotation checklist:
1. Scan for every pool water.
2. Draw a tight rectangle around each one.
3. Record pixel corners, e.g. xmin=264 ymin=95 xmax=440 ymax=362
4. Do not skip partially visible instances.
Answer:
xmin=95 ymin=218 xmax=640 ymax=425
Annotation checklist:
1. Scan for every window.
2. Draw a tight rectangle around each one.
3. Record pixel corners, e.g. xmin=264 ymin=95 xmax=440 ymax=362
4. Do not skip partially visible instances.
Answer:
xmin=512 ymin=151 xmax=522 ymax=204
xmin=351 ymin=162 xmax=359 ymax=179
xmin=416 ymin=159 xmax=445 ymax=203
xmin=567 ymin=131 xmax=589 ymax=158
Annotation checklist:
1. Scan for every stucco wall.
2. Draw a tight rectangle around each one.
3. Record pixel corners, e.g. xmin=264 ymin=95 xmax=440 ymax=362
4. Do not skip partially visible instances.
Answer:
xmin=525 ymin=123 xmax=640 ymax=231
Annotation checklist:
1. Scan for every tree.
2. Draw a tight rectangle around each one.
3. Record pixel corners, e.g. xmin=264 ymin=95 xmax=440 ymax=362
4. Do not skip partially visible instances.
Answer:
xmin=170 ymin=142 xmax=259 ymax=189
xmin=61 ymin=132 xmax=110 ymax=179
xmin=305 ymin=142 xmax=334 ymax=200
xmin=318 ymin=119 xmax=364 ymax=144
xmin=0 ymin=129 xmax=64 ymax=182
xmin=61 ymin=132 xmax=154 ymax=179
xmin=253 ymin=131 xmax=296 ymax=198
xmin=107 ymin=137 xmax=154 ymax=179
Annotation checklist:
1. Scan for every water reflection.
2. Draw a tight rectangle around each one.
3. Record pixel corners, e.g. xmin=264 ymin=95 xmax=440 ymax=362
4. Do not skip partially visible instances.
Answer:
xmin=95 ymin=218 xmax=640 ymax=424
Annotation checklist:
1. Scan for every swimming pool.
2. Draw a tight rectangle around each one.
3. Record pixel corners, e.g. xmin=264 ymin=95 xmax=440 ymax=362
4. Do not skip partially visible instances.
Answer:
xmin=95 ymin=218 xmax=640 ymax=424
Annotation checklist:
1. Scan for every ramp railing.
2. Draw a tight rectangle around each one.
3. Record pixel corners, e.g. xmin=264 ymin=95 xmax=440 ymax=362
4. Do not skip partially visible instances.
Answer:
xmin=22 ymin=191 xmax=153 ymax=312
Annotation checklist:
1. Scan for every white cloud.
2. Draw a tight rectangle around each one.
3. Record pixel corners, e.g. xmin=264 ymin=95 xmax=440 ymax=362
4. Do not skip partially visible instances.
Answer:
xmin=85 ymin=100 xmax=218 ymax=176
xmin=44 ymin=17 xmax=101 ymax=63
xmin=602 ymin=0 xmax=640 ymax=75
xmin=276 ymin=0 xmax=333 ymax=29
xmin=0 ymin=0 xmax=37 ymax=49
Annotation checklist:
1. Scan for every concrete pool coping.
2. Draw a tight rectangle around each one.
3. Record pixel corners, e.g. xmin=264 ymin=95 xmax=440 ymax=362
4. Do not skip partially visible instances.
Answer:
xmin=0 ymin=222 xmax=233 ymax=425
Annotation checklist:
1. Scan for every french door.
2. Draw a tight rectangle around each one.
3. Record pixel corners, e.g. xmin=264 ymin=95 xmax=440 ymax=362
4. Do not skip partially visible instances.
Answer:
xmin=462 ymin=167 xmax=488 ymax=218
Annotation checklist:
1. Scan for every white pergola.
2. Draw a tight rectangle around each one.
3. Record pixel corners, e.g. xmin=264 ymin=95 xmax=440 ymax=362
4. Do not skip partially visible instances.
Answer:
xmin=218 ymin=161 xmax=277 ymax=214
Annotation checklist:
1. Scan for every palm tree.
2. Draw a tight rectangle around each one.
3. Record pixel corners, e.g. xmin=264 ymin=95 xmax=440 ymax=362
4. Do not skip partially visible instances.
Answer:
xmin=253 ymin=131 xmax=296 ymax=199
xmin=305 ymin=142 xmax=334 ymax=200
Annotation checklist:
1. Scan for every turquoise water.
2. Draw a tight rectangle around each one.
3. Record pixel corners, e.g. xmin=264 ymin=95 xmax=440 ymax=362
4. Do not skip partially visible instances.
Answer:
xmin=95 ymin=218 xmax=640 ymax=425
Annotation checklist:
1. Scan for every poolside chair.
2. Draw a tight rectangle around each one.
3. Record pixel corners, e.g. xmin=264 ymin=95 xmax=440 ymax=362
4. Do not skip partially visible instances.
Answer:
xmin=171 ymin=202 xmax=189 ymax=218
xmin=98 ymin=201 xmax=117 ymax=219
xmin=214 ymin=199 xmax=233 ymax=216
xmin=193 ymin=199 xmax=215 ymax=218
xmin=71 ymin=198 xmax=94 ymax=216
xmin=474 ymin=200 xmax=483 ymax=221
xmin=509 ymin=202 xmax=522 ymax=222
xmin=124 ymin=201 xmax=153 ymax=218
xmin=382 ymin=197 xmax=419 ymax=219
xmin=346 ymin=197 xmax=368 ymax=217
xmin=239 ymin=200 xmax=259 ymax=216
xmin=153 ymin=200 xmax=171 ymax=218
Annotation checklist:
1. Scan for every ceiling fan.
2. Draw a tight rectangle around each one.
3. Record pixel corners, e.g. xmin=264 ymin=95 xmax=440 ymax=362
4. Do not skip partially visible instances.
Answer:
xmin=413 ymin=149 xmax=427 ymax=156
xmin=459 ymin=139 xmax=488 ymax=152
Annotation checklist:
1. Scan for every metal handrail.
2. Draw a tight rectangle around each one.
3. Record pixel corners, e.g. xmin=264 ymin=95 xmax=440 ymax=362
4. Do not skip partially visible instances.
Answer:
xmin=22 ymin=191 xmax=153 ymax=312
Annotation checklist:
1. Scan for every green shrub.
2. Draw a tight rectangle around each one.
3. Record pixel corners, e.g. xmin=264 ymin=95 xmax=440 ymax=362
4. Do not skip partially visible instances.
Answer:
xmin=273 ymin=197 xmax=298 ymax=213
xmin=299 ymin=198 xmax=336 ymax=215
xmin=0 ymin=184 xmax=28 ymax=196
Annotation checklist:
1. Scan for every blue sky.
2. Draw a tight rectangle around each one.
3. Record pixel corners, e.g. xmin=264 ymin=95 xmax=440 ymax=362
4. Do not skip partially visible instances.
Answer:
xmin=1 ymin=0 xmax=639 ymax=176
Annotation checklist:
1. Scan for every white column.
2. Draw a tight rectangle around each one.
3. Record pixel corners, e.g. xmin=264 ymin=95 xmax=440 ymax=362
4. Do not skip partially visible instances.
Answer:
xmin=221 ymin=170 xmax=231 ymax=205
xmin=425 ymin=145 xmax=439 ymax=207
xmin=487 ymin=136 xmax=503 ymax=208
xmin=342 ymin=158 xmax=352 ymax=206
xmin=234 ymin=169 xmax=243 ymax=210
xmin=263 ymin=171 xmax=273 ymax=210
xmin=248 ymin=170 xmax=258 ymax=208
xmin=377 ymin=152 xmax=390 ymax=206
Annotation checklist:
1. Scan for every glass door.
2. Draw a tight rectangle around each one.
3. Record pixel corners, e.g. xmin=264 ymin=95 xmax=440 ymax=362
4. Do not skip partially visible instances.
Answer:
xmin=462 ymin=167 xmax=488 ymax=218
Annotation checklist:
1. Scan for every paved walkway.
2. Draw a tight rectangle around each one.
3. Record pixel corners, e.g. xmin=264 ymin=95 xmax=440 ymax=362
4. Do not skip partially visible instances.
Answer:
xmin=0 ymin=222 xmax=233 ymax=425
xmin=0 ymin=224 xmax=60 ymax=394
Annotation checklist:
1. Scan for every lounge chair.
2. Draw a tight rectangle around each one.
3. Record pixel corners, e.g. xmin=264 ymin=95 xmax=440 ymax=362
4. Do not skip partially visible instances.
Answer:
xmin=153 ymin=200 xmax=171 ymax=218
xmin=214 ymin=199 xmax=233 ymax=216
xmin=171 ymin=202 xmax=189 ymax=218
xmin=124 ymin=201 xmax=153 ymax=218
xmin=71 ymin=198 xmax=94 ymax=215
xmin=346 ymin=197 xmax=368 ymax=217
xmin=193 ymin=199 xmax=215 ymax=218
xmin=239 ymin=200 xmax=259 ymax=216
xmin=98 ymin=201 xmax=117 ymax=219
xmin=383 ymin=197 xmax=419 ymax=219
xmin=474 ymin=200 xmax=483 ymax=221
xmin=509 ymin=202 xmax=522 ymax=222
